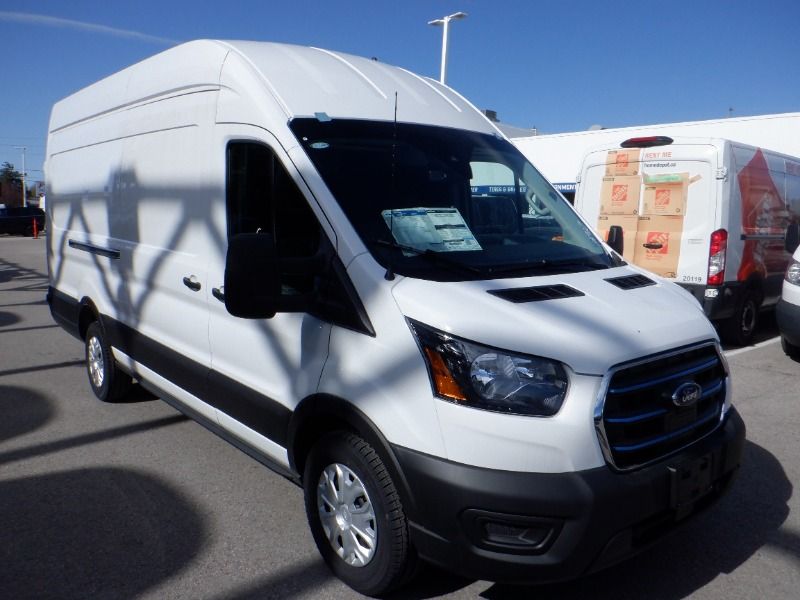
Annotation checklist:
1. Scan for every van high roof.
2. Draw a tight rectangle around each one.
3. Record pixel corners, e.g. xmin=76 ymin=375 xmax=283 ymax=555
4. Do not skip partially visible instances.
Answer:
xmin=49 ymin=39 xmax=498 ymax=137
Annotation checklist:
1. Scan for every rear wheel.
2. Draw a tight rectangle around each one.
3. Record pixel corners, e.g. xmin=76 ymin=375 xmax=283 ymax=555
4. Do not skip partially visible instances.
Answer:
xmin=721 ymin=290 xmax=759 ymax=346
xmin=85 ymin=321 xmax=132 ymax=402
xmin=303 ymin=432 xmax=415 ymax=596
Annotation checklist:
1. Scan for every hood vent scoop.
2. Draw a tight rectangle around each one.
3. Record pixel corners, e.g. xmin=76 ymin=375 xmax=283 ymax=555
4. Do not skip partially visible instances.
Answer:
xmin=605 ymin=274 xmax=656 ymax=290
xmin=488 ymin=284 xmax=585 ymax=303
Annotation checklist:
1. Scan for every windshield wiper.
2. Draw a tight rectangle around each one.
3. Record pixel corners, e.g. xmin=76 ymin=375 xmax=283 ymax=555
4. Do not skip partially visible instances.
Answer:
xmin=486 ymin=258 xmax=611 ymax=276
xmin=372 ymin=239 xmax=483 ymax=279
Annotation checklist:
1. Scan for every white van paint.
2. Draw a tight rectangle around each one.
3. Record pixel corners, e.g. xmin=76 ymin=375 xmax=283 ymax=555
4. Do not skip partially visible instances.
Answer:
xmin=776 ymin=228 xmax=800 ymax=357
xmin=46 ymin=40 xmax=744 ymax=595
xmin=574 ymin=136 xmax=800 ymax=345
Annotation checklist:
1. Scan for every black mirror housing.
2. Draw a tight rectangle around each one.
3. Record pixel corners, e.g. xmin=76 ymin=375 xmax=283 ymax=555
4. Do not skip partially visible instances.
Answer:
xmin=607 ymin=224 xmax=624 ymax=256
xmin=224 ymin=233 xmax=327 ymax=319
xmin=224 ymin=233 xmax=281 ymax=318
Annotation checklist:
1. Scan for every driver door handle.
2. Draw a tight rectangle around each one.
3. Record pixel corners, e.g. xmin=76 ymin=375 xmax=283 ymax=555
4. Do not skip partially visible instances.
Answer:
xmin=182 ymin=276 xmax=202 ymax=291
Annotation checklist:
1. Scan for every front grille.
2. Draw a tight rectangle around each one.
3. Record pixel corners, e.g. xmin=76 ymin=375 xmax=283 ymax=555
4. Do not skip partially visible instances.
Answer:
xmin=597 ymin=343 xmax=727 ymax=470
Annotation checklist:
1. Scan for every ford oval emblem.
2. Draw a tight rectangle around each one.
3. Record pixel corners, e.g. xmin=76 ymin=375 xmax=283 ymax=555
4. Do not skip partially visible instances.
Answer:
xmin=672 ymin=382 xmax=702 ymax=407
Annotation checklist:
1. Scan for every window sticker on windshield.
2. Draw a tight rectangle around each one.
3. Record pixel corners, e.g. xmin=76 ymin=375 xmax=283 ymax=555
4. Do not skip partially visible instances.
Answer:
xmin=381 ymin=207 xmax=482 ymax=253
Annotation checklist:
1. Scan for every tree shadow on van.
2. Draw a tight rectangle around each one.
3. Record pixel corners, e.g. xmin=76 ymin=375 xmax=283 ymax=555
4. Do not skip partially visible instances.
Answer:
xmin=477 ymin=440 xmax=793 ymax=599
xmin=0 ymin=467 xmax=206 ymax=600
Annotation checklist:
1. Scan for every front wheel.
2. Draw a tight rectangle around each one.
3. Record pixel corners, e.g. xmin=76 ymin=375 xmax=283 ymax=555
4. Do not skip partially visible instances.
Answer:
xmin=85 ymin=321 xmax=132 ymax=402
xmin=303 ymin=432 xmax=415 ymax=596
xmin=782 ymin=336 xmax=800 ymax=360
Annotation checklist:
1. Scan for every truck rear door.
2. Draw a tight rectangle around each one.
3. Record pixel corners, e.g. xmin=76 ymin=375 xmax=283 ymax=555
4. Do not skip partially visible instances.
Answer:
xmin=576 ymin=141 xmax=718 ymax=284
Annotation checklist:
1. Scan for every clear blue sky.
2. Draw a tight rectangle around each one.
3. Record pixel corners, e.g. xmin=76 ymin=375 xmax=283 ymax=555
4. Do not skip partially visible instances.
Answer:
xmin=2 ymin=0 xmax=800 ymax=182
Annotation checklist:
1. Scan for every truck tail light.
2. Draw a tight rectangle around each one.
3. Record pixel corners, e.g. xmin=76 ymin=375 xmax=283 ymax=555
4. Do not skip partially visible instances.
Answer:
xmin=708 ymin=229 xmax=727 ymax=286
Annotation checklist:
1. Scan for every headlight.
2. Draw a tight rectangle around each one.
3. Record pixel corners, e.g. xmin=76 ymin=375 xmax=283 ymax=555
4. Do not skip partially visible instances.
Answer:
xmin=786 ymin=259 xmax=800 ymax=285
xmin=408 ymin=320 xmax=568 ymax=417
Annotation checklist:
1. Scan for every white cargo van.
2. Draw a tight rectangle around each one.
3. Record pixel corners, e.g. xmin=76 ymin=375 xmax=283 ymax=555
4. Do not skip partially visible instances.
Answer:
xmin=575 ymin=136 xmax=800 ymax=345
xmin=777 ymin=224 xmax=800 ymax=358
xmin=46 ymin=41 xmax=744 ymax=595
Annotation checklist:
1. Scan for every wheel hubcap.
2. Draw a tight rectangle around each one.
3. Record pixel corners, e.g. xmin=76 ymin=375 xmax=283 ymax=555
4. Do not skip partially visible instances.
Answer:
xmin=741 ymin=302 xmax=756 ymax=335
xmin=88 ymin=336 xmax=105 ymax=388
xmin=317 ymin=463 xmax=377 ymax=567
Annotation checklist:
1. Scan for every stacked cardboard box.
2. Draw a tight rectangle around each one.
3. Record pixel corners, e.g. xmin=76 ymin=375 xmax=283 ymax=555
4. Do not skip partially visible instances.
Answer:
xmin=597 ymin=149 xmax=641 ymax=262
xmin=633 ymin=173 xmax=696 ymax=277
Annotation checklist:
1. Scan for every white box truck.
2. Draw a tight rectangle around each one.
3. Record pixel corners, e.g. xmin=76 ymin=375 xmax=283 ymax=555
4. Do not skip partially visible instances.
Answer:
xmin=512 ymin=112 xmax=800 ymax=202
xmin=574 ymin=135 xmax=800 ymax=345
xmin=45 ymin=41 xmax=744 ymax=595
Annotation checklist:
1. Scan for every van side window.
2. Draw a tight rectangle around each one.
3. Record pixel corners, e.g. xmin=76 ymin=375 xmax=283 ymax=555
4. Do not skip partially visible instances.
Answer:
xmin=226 ymin=141 xmax=321 ymax=292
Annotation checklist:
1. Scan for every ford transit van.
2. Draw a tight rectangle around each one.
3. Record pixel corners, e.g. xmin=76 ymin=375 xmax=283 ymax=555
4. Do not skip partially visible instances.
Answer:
xmin=777 ymin=224 xmax=800 ymax=358
xmin=46 ymin=41 xmax=744 ymax=595
xmin=574 ymin=136 xmax=800 ymax=345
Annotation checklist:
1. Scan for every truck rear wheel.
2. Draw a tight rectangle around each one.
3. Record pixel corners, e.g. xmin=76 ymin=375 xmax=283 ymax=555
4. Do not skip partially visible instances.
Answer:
xmin=720 ymin=290 xmax=759 ymax=346
xmin=85 ymin=321 xmax=132 ymax=402
xmin=303 ymin=432 xmax=415 ymax=596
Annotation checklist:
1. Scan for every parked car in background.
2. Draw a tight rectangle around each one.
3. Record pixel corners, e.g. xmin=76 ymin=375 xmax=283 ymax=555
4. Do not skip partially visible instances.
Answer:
xmin=777 ymin=223 xmax=800 ymax=358
xmin=0 ymin=206 xmax=45 ymax=236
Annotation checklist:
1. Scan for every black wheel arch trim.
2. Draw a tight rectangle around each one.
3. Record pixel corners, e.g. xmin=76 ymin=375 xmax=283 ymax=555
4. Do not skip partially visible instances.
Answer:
xmin=288 ymin=393 xmax=420 ymax=522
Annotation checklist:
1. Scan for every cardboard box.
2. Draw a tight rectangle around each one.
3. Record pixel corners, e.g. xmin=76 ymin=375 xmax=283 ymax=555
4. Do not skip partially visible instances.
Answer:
xmin=633 ymin=215 xmax=684 ymax=278
xmin=605 ymin=149 xmax=641 ymax=176
xmin=600 ymin=175 xmax=641 ymax=215
xmin=642 ymin=173 xmax=694 ymax=216
xmin=597 ymin=214 xmax=638 ymax=262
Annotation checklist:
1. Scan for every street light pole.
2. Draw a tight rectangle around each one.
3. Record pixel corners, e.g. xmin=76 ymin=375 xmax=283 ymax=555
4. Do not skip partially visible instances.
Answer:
xmin=13 ymin=145 xmax=27 ymax=207
xmin=428 ymin=11 xmax=468 ymax=85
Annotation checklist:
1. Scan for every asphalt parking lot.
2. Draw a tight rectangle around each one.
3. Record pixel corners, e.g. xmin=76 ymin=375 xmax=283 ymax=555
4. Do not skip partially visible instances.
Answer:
xmin=1 ymin=234 xmax=799 ymax=599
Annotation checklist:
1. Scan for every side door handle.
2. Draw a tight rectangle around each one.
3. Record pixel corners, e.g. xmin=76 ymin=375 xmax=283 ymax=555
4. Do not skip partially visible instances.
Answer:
xmin=183 ymin=276 xmax=202 ymax=291
xmin=212 ymin=286 xmax=225 ymax=302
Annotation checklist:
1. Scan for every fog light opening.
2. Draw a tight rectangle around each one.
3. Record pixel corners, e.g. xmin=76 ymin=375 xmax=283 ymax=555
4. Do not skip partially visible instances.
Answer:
xmin=484 ymin=521 xmax=551 ymax=548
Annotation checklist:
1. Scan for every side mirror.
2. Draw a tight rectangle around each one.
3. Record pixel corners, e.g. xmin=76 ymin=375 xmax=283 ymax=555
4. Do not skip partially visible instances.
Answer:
xmin=607 ymin=225 xmax=624 ymax=256
xmin=224 ymin=233 xmax=327 ymax=319
xmin=224 ymin=233 xmax=280 ymax=318
xmin=786 ymin=222 xmax=800 ymax=254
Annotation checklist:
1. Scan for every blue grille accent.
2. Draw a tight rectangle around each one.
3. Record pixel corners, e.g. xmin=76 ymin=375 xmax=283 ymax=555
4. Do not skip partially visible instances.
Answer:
xmin=598 ymin=343 xmax=727 ymax=470
xmin=611 ymin=406 xmax=720 ymax=453
xmin=608 ymin=357 xmax=720 ymax=394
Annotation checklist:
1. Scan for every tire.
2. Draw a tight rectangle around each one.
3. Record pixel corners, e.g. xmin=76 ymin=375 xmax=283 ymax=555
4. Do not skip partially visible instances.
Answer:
xmin=721 ymin=290 xmax=759 ymax=346
xmin=303 ymin=432 xmax=415 ymax=596
xmin=782 ymin=336 xmax=800 ymax=360
xmin=85 ymin=321 xmax=132 ymax=402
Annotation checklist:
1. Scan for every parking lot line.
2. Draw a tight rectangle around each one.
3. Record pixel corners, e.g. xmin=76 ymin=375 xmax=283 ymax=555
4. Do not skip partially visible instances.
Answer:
xmin=724 ymin=336 xmax=781 ymax=357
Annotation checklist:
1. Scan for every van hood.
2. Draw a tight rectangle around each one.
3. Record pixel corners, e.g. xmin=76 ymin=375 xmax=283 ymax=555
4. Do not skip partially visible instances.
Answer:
xmin=391 ymin=267 xmax=716 ymax=376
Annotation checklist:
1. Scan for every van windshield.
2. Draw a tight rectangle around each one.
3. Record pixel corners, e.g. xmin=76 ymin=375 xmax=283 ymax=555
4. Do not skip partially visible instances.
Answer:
xmin=291 ymin=118 xmax=617 ymax=281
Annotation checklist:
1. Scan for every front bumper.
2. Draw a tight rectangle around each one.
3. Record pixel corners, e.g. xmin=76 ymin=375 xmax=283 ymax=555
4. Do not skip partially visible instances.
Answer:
xmin=776 ymin=298 xmax=800 ymax=346
xmin=394 ymin=408 xmax=745 ymax=584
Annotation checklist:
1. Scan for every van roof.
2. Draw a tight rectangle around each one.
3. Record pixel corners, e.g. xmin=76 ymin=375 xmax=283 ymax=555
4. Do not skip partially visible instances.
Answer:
xmin=49 ymin=39 xmax=498 ymax=136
